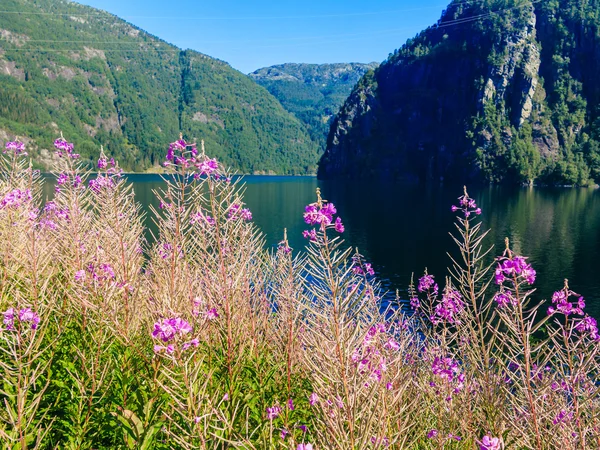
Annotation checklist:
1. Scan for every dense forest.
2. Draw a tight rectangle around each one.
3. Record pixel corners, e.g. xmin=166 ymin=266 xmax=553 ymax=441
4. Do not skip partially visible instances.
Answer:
xmin=319 ymin=0 xmax=600 ymax=186
xmin=250 ymin=63 xmax=378 ymax=151
xmin=0 ymin=0 xmax=320 ymax=173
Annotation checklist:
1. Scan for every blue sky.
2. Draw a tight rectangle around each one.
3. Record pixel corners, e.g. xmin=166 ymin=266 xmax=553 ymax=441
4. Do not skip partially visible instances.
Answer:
xmin=77 ymin=0 xmax=450 ymax=73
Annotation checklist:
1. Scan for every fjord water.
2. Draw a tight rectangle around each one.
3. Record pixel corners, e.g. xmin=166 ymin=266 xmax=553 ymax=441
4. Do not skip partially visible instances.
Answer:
xmin=50 ymin=175 xmax=600 ymax=319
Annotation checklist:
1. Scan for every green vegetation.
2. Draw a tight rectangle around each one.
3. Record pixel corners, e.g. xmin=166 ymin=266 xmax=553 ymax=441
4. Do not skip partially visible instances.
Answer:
xmin=0 ymin=0 xmax=320 ymax=174
xmin=320 ymin=0 xmax=600 ymax=185
xmin=250 ymin=63 xmax=377 ymax=150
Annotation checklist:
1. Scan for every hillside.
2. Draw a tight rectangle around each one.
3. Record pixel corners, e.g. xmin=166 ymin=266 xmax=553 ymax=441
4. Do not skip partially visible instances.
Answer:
xmin=0 ymin=0 xmax=320 ymax=174
xmin=319 ymin=0 xmax=600 ymax=185
xmin=249 ymin=62 xmax=377 ymax=150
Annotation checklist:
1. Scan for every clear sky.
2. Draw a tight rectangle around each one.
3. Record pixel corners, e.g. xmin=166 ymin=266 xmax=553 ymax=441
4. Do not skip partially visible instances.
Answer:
xmin=76 ymin=0 xmax=449 ymax=74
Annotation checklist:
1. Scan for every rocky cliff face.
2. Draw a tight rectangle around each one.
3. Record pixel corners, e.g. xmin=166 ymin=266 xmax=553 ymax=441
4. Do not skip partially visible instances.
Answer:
xmin=319 ymin=0 xmax=600 ymax=185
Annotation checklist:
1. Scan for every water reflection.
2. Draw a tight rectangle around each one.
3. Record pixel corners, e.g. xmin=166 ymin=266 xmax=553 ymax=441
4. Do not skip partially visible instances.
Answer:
xmin=41 ymin=175 xmax=600 ymax=319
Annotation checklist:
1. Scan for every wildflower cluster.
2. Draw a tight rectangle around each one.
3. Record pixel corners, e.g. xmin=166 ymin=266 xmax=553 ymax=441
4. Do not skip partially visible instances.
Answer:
xmin=547 ymin=284 xmax=585 ymax=316
xmin=0 ymin=135 xmax=598 ymax=449
xmin=430 ymin=287 xmax=464 ymax=324
xmin=451 ymin=189 xmax=481 ymax=217
xmin=0 ymin=188 xmax=32 ymax=210
xmin=4 ymin=140 xmax=27 ymax=156
xmin=494 ymin=254 xmax=536 ymax=285
xmin=227 ymin=203 xmax=252 ymax=221
xmin=3 ymin=307 xmax=40 ymax=331
xmin=351 ymin=253 xmax=375 ymax=276
xmin=54 ymin=136 xmax=79 ymax=159
xmin=302 ymin=188 xmax=344 ymax=240
xmin=351 ymin=323 xmax=397 ymax=384
xmin=164 ymin=137 xmax=220 ymax=178
xmin=152 ymin=317 xmax=198 ymax=353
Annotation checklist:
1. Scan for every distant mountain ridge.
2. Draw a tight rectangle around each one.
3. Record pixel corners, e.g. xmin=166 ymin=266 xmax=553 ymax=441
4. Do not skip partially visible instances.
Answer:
xmin=0 ymin=0 xmax=319 ymax=174
xmin=250 ymin=62 xmax=378 ymax=150
xmin=319 ymin=0 xmax=600 ymax=186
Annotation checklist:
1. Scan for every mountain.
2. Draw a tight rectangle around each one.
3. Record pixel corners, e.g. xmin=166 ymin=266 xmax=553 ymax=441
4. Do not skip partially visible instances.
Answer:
xmin=249 ymin=62 xmax=378 ymax=150
xmin=319 ymin=0 xmax=600 ymax=186
xmin=0 ymin=0 xmax=320 ymax=174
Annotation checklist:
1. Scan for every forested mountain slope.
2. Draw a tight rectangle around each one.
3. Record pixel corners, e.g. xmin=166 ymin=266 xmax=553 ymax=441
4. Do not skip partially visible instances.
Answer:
xmin=0 ymin=0 xmax=319 ymax=173
xmin=319 ymin=0 xmax=600 ymax=185
xmin=250 ymin=62 xmax=378 ymax=150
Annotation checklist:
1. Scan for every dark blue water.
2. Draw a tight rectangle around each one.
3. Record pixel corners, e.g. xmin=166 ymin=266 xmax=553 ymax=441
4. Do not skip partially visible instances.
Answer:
xmin=46 ymin=175 xmax=600 ymax=319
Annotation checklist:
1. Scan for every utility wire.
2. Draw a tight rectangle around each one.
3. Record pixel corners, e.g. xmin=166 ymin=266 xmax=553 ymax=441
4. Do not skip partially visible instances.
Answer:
xmin=0 ymin=0 xmax=506 ymax=21
xmin=0 ymin=0 xmax=541 ymax=53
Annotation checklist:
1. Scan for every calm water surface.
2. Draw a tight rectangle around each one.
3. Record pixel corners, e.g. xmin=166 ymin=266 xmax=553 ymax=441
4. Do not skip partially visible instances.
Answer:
xmin=46 ymin=175 xmax=600 ymax=319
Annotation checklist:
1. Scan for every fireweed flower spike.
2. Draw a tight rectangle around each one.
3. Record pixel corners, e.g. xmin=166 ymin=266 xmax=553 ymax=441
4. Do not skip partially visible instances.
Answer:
xmin=479 ymin=435 xmax=502 ymax=450
xmin=547 ymin=279 xmax=586 ymax=317
xmin=418 ymin=271 xmax=438 ymax=295
xmin=451 ymin=186 xmax=482 ymax=218
xmin=54 ymin=133 xmax=79 ymax=158
xmin=3 ymin=307 xmax=40 ymax=330
xmin=495 ymin=239 xmax=536 ymax=286
xmin=4 ymin=140 xmax=27 ymax=156
xmin=297 ymin=444 xmax=313 ymax=450
xmin=277 ymin=228 xmax=292 ymax=254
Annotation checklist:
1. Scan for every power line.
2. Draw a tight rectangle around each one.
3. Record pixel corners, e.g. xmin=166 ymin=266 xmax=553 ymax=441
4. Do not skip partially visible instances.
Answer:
xmin=0 ymin=0 xmax=540 ymax=53
xmin=0 ymin=4 xmax=454 ymax=21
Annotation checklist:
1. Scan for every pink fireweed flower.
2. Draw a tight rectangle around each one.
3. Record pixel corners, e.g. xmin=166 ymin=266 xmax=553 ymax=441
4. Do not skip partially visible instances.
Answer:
xmin=479 ymin=435 xmax=501 ymax=450
xmin=309 ymin=392 xmax=318 ymax=405
xmin=3 ymin=308 xmax=15 ymax=330
xmin=409 ymin=296 xmax=420 ymax=310
xmin=3 ymin=307 xmax=40 ymax=330
xmin=418 ymin=273 xmax=438 ymax=295
xmin=280 ymin=429 xmax=289 ymax=440
xmin=303 ymin=201 xmax=337 ymax=226
xmin=495 ymin=255 xmax=536 ymax=285
xmin=452 ymin=189 xmax=482 ymax=218
xmin=0 ymin=188 xmax=32 ymax=210
xmin=266 ymin=405 xmax=282 ymax=420
xmin=371 ymin=436 xmax=390 ymax=447
xmin=277 ymin=240 xmax=292 ymax=254
xmin=89 ymin=175 xmax=115 ymax=193
xmin=166 ymin=139 xmax=186 ymax=162
xmin=427 ymin=430 xmax=438 ymax=439
xmin=384 ymin=338 xmax=400 ymax=351
xmin=152 ymin=317 xmax=192 ymax=343
xmin=182 ymin=338 xmax=199 ymax=351
xmin=430 ymin=289 xmax=464 ymax=324
xmin=190 ymin=211 xmax=215 ymax=227
xmin=297 ymin=444 xmax=313 ymax=450
xmin=302 ymin=229 xmax=317 ymax=241
xmin=97 ymin=157 xmax=108 ymax=169
xmin=494 ymin=290 xmax=517 ymax=307
xmin=198 ymin=158 xmax=219 ymax=176
xmin=553 ymin=409 xmax=573 ymax=425
xmin=205 ymin=308 xmax=219 ymax=320
xmin=547 ymin=287 xmax=584 ymax=317
xmin=74 ymin=270 xmax=86 ymax=283
xmin=5 ymin=140 xmax=27 ymax=155
xmin=287 ymin=398 xmax=294 ymax=410
xmin=54 ymin=137 xmax=79 ymax=158
xmin=227 ymin=204 xmax=240 ymax=219
xmin=576 ymin=316 xmax=599 ymax=340
xmin=240 ymin=208 xmax=252 ymax=221
xmin=334 ymin=217 xmax=344 ymax=233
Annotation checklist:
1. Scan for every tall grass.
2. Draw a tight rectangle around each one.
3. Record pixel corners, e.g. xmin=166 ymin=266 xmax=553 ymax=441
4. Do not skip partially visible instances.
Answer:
xmin=0 ymin=137 xmax=598 ymax=449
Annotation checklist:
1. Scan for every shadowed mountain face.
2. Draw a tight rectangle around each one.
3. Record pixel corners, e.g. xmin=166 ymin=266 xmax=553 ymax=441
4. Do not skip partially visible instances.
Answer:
xmin=319 ymin=0 xmax=600 ymax=186
xmin=250 ymin=62 xmax=378 ymax=150
xmin=0 ymin=0 xmax=319 ymax=174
